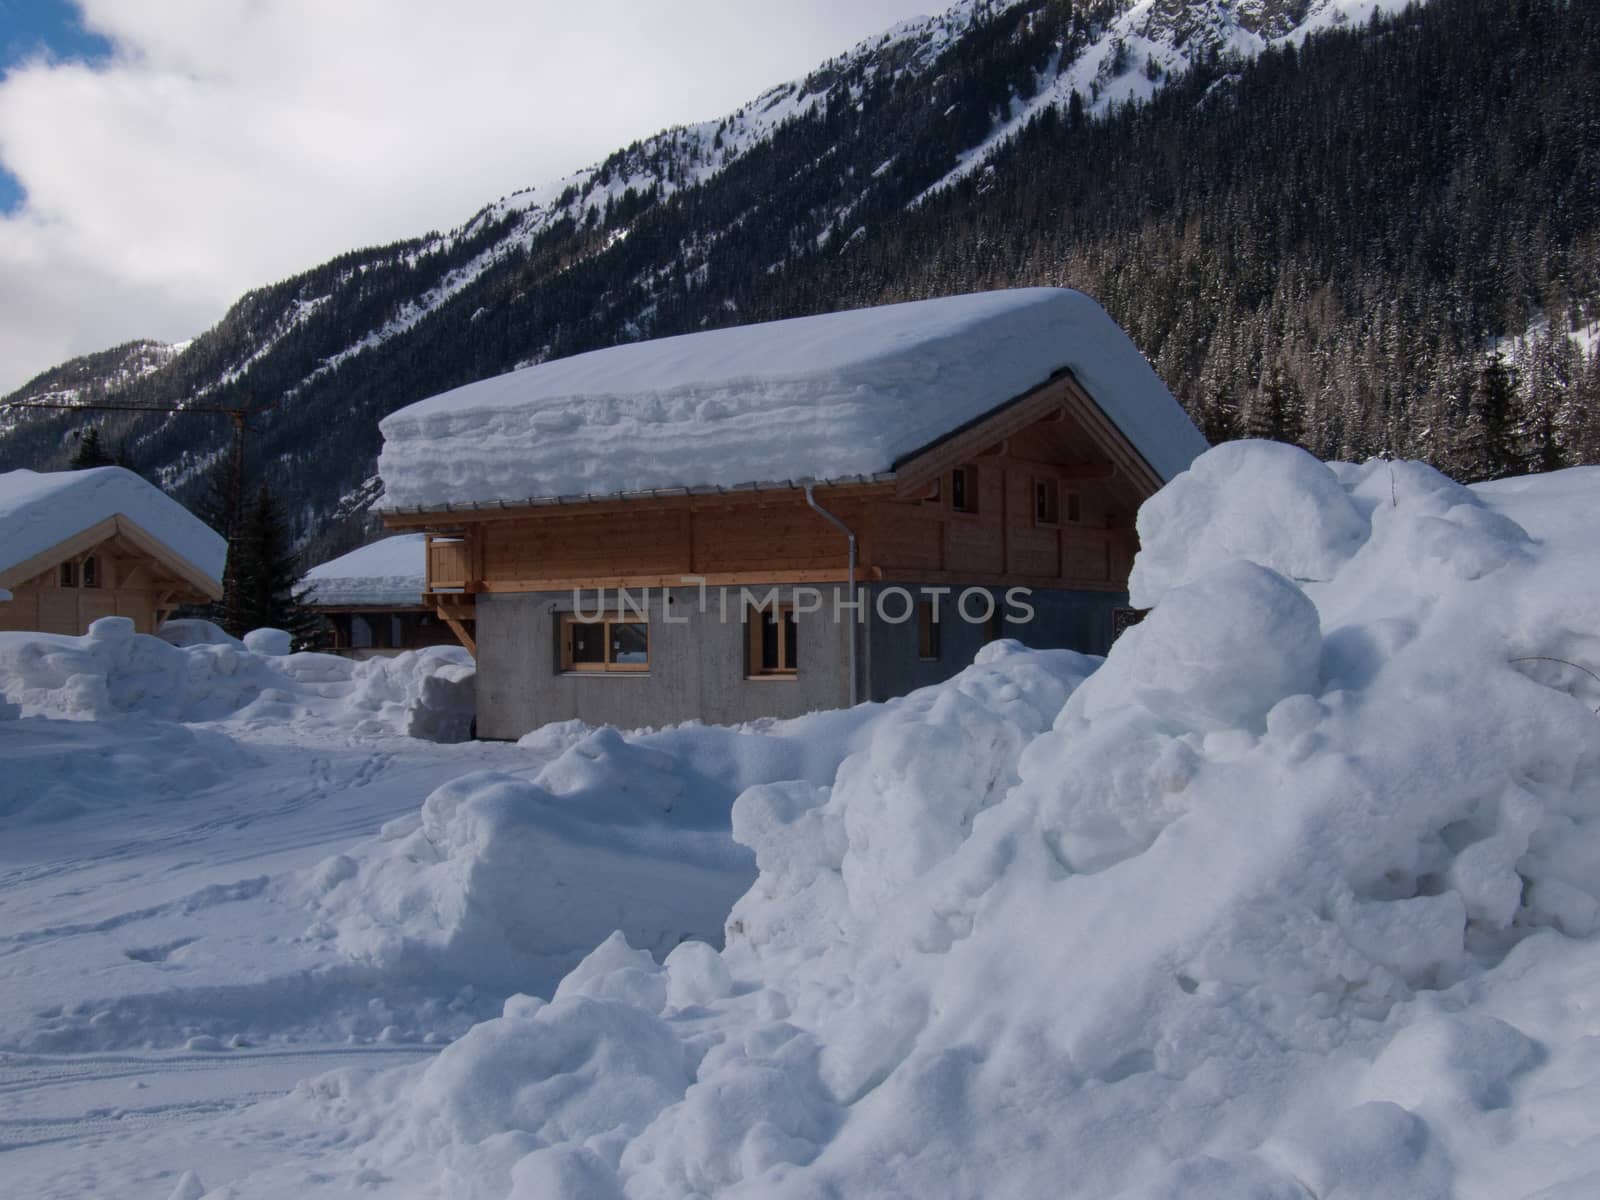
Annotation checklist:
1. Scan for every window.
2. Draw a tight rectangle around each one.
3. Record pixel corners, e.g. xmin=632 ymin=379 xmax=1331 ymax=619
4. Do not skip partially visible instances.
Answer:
xmin=917 ymin=601 xmax=942 ymax=661
xmin=82 ymin=556 xmax=100 ymax=589
xmin=560 ymin=613 xmax=649 ymax=672
xmin=747 ymin=602 xmax=798 ymax=677
xmin=1067 ymin=492 xmax=1082 ymax=523
xmin=59 ymin=561 xmax=78 ymax=588
xmin=950 ymin=465 xmax=978 ymax=513
xmin=1034 ymin=478 xmax=1060 ymax=526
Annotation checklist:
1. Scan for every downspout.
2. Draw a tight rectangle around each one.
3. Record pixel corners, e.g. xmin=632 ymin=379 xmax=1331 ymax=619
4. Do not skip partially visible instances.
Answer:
xmin=804 ymin=484 xmax=859 ymax=707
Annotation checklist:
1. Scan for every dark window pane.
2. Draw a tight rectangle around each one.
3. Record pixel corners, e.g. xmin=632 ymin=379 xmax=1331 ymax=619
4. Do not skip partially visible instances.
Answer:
xmin=951 ymin=469 xmax=967 ymax=511
xmin=761 ymin=610 xmax=781 ymax=671
xmin=60 ymin=561 xmax=77 ymax=587
xmin=610 ymin=621 xmax=649 ymax=665
xmin=570 ymin=621 xmax=605 ymax=664
xmin=784 ymin=610 xmax=798 ymax=670
xmin=918 ymin=602 xmax=941 ymax=660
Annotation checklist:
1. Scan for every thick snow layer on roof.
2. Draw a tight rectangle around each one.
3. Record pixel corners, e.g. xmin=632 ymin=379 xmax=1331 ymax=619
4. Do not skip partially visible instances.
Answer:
xmin=300 ymin=534 xmax=427 ymax=608
xmin=0 ymin=467 xmax=226 ymax=585
xmin=377 ymin=288 xmax=1207 ymax=509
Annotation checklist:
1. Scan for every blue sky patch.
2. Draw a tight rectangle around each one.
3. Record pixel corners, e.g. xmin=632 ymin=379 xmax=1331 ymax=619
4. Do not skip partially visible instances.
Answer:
xmin=0 ymin=0 xmax=115 ymax=212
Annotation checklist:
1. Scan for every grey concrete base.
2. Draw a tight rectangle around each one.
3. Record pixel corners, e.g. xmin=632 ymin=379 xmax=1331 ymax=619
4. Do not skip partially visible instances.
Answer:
xmin=864 ymin=583 xmax=1124 ymax=700
xmin=474 ymin=582 xmax=1123 ymax=740
xmin=474 ymin=586 xmax=856 ymax=740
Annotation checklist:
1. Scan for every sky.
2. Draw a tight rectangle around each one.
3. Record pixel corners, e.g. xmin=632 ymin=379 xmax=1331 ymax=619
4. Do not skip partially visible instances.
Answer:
xmin=0 ymin=0 xmax=937 ymax=396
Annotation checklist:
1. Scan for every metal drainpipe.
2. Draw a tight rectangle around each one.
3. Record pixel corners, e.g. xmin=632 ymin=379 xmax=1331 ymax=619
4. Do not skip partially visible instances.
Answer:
xmin=804 ymin=484 xmax=858 ymax=707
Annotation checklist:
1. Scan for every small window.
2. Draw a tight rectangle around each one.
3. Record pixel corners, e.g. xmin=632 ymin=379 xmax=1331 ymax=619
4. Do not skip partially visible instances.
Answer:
xmin=59 ymin=561 xmax=78 ymax=588
xmin=1034 ymin=478 xmax=1060 ymax=526
xmin=747 ymin=603 xmax=798 ymax=677
xmin=950 ymin=465 xmax=978 ymax=514
xmin=1067 ymin=492 xmax=1082 ymax=523
xmin=917 ymin=601 xmax=942 ymax=661
xmin=81 ymin=556 xmax=100 ymax=588
xmin=561 ymin=613 xmax=649 ymax=672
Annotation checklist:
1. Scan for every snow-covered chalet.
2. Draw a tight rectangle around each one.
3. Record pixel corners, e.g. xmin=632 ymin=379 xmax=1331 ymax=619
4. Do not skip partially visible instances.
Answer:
xmin=377 ymin=288 xmax=1207 ymax=738
xmin=299 ymin=533 xmax=466 ymax=657
xmin=0 ymin=466 xmax=226 ymax=636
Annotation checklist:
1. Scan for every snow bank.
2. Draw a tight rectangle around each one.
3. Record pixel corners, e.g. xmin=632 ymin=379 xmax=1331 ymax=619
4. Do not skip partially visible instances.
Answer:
xmin=300 ymin=533 xmax=427 ymax=608
xmin=376 ymin=288 xmax=1206 ymax=508
xmin=305 ymin=645 xmax=1092 ymax=999
xmin=0 ymin=466 xmax=226 ymax=585
xmin=229 ymin=458 xmax=1600 ymax=1198
xmin=0 ymin=618 xmax=474 ymax=747
xmin=1129 ymin=438 xmax=1366 ymax=605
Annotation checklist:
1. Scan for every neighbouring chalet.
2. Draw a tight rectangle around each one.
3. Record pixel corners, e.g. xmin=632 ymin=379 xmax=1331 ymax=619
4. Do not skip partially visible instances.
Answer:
xmin=0 ymin=467 xmax=225 ymax=636
xmin=377 ymin=288 xmax=1207 ymax=739
xmin=299 ymin=533 xmax=464 ymax=657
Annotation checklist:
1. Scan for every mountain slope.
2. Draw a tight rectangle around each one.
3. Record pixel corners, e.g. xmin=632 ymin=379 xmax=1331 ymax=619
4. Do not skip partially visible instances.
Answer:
xmin=4 ymin=0 xmax=1595 ymax=563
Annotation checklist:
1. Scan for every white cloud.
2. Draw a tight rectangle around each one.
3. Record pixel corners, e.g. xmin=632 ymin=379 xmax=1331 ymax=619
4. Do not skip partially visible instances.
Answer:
xmin=0 ymin=0 xmax=933 ymax=394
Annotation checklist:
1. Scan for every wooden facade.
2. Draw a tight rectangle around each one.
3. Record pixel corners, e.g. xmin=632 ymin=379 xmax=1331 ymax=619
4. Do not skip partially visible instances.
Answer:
xmin=0 ymin=514 xmax=221 ymax=637
xmin=385 ymin=372 xmax=1157 ymax=655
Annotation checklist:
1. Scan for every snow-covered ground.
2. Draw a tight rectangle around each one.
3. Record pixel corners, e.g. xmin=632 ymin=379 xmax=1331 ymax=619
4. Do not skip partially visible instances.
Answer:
xmin=6 ymin=446 xmax=1600 ymax=1198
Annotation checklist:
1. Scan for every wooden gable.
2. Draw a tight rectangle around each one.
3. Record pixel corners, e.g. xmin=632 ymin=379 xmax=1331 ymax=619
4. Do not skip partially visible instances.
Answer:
xmin=0 ymin=515 xmax=221 ymax=637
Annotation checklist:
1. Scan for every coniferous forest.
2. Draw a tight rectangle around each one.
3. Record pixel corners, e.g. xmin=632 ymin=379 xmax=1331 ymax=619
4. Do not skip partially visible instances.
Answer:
xmin=1 ymin=0 xmax=1596 ymax=556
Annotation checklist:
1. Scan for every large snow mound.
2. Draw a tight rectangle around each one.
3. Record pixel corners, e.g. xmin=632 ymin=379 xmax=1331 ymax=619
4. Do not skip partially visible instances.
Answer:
xmin=0 ymin=466 xmax=226 ymax=585
xmin=219 ymin=460 xmax=1600 ymax=1198
xmin=0 ymin=618 xmax=475 ymax=758
xmin=307 ymin=644 xmax=1095 ymax=1000
xmin=300 ymin=533 xmax=428 ymax=608
xmin=376 ymin=288 xmax=1207 ymax=508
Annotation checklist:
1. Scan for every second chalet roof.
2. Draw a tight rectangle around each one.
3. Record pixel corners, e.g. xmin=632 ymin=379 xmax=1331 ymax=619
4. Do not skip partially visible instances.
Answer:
xmin=299 ymin=534 xmax=427 ymax=608
xmin=0 ymin=466 xmax=227 ymax=587
xmin=376 ymin=288 xmax=1207 ymax=511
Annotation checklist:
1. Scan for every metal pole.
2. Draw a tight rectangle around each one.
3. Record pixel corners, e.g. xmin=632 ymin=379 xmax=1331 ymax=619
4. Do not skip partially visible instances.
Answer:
xmin=804 ymin=484 xmax=858 ymax=707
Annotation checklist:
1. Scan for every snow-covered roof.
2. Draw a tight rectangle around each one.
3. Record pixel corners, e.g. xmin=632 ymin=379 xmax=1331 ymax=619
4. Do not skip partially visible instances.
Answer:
xmin=377 ymin=288 xmax=1207 ymax=510
xmin=299 ymin=534 xmax=427 ymax=608
xmin=0 ymin=467 xmax=226 ymax=588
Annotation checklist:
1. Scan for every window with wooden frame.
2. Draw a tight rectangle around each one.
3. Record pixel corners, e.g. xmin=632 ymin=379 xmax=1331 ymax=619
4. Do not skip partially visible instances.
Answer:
xmin=746 ymin=602 xmax=798 ymax=677
xmin=82 ymin=555 xmax=100 ymax=588
xmin=1067 ymin=491 xmax=1082 ymax=523
xmin=950 ymin=465 xmax=979 ymax=514
xmin=917 ymin=600 xmax=942 ymax=661
xmin=59 ymin=561 xmax=78 ymax=588
xmin=559 ymin=612 xmax=649 ymax=672
xmin=1033 ymin=477 xmax=1061 ymax=526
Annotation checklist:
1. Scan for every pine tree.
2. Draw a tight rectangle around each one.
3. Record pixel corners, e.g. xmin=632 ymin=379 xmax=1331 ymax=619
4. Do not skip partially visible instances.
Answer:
xmin=1460 ymin=353 xmax=1524 ymax=482
xmin=218 ymin=486 xmax=318 ymax=645
xmin=69 ymin=427 xmax=115 ymax=469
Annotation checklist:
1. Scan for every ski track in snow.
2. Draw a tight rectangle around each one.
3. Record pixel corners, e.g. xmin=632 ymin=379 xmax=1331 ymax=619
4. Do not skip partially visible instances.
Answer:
xmin=0 ymin=720 xmax=531 ymax=1194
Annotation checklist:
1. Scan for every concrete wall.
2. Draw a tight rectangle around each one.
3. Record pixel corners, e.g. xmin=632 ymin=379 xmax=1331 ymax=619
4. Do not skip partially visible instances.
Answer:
xmin=474 ymin=585 xmax=856 ymax=740
xmin=863 ymin=583 xmax=1125 ymax=699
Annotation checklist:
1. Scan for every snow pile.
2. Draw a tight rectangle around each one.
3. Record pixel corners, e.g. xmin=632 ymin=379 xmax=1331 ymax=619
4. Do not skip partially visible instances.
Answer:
xmin=229 ymin=451 xmax=1600 ymax=1198
xmin=0 ymin=618 xmax=474 ymax=744
xmin=300 ymin=534 xmax=428 ymax=608
xmin=376 ymin=289 xmax=1206 ymax=508
xmin=1130 ymin=438 xmax=1367 ymax=604
xmin=0 ymin=466 xmax=226 ymax=584
xmin=304 ymin=646 xmax=1089 ymax=1000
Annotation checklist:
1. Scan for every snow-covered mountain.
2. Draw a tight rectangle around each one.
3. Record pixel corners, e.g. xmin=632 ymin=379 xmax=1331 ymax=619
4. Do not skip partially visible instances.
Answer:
xmin=5 ymin=0 xmax=1592 ymax=562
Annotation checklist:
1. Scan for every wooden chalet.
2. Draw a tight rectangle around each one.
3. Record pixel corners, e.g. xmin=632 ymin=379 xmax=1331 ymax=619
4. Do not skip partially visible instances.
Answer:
xmin=0 ymin=467 xmax=225 ymax=637
xmin=377 ymin=289 xmax=1207 ymax=738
